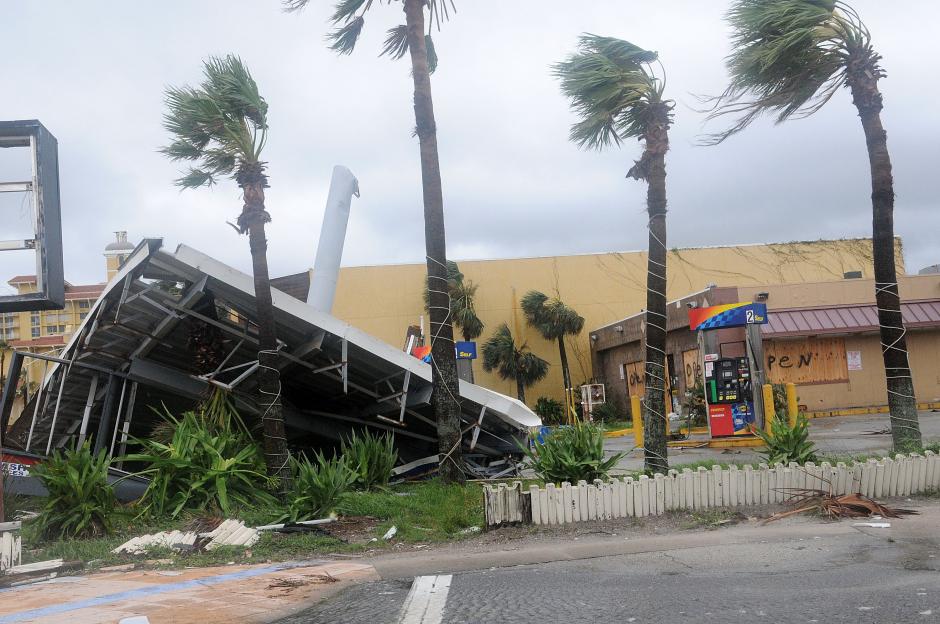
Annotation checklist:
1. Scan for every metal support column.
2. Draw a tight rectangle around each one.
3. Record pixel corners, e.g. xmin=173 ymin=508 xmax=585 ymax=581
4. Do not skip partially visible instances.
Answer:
xmin=0 ymin=351 xmax=24 ymax=436
xmin=93 ymin=374 xmax=117 ymax=454
xmin=76 ymin=374 xmax=100 ymax=447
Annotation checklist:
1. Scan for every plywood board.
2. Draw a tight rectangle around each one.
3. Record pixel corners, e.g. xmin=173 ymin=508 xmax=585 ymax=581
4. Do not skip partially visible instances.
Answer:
xmin=682 ymin=349 xmax=701 ymax=390
xmin=626 ymin=361 xmax=645 ymax=399
xmin=765 ymin=338 xmax=848 ymax=384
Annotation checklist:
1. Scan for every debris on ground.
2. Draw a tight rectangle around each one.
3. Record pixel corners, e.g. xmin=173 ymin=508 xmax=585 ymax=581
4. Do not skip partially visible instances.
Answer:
xmin=112 ymin=519 xmax=259 ymax=555
xmin=0 ymin=559 xmax=83 ymax=587
xmin=765 ymin=489 xmax=919 ymax=523
xmin=861 ymin=428 xmax=891 ymax=436
xmin=383 ymin=526 xmax=397 ymax=541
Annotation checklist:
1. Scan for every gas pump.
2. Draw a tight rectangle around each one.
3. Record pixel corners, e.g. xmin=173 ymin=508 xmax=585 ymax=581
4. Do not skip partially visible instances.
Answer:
xmin=703 ymin=356 xmax=754 ymax=436
xmin=688 ymin=302 xmax=769 ymax=438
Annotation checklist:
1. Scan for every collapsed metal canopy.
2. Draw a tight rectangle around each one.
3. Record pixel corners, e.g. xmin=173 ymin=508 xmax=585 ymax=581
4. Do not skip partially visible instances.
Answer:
xmin=4 ymin=239 xmax=540 ymax=467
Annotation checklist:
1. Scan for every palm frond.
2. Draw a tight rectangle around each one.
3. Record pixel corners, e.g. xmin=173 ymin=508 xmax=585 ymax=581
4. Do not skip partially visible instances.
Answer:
xmin=521 ymin=290 xmax=584 ymax=340
xmin=481 ymin=323 xmax=549 ymax=386
xmin=425 ymin=34 xmax=438 ymax=73
xmin=703 ymin=0 xmax=871 ymax=144
xmin=329 ymin=16 xmax=366 ymax=55
xmin=381 ymin=25 xmax=410 ymax=60
xmin=162 ymin=55 xmax=268 ymax=189
xmin=554 ymin=34 xmax=665 ymax=150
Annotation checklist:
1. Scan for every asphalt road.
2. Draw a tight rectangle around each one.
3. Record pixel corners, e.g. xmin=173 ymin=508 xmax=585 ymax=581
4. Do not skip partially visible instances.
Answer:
xmin=276 ymin=503 xmax=940 ymax=624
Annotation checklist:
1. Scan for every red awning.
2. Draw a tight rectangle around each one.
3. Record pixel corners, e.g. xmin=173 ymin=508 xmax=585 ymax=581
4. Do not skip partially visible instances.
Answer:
xmin=761 ymin=300 xmax=940 ymax=337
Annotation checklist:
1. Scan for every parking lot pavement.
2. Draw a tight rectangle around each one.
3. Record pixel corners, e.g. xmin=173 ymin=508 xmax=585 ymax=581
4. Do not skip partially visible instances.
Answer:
xmin=607 ymin=410 xmax=940 ymax=472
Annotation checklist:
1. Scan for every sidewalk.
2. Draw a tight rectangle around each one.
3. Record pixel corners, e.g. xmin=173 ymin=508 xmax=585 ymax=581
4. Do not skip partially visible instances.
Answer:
xmin=0 ymin=560 xmax=377 ymax=624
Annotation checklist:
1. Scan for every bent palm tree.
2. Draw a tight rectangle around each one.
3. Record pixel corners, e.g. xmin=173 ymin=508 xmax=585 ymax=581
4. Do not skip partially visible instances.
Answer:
xmin=555 ymin=35 xmax=673 ymax=474
xmin=285 ymin=0 xmax=465 ymax=482
xmin=520 ymin=291 xmax=584 ymax=413
xmin=705 ymin=0 xmax=921 ymax=450
xmin=481 ymin=324 xmax=549 ymax=405
xmin=161 ymin=56 xmax=291 ymax=491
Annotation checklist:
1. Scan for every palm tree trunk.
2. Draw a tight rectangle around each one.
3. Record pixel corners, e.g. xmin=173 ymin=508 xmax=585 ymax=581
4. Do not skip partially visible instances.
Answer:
xmin=403 ymin=0 xmax=464 ymax=483
xmin=243 ymin=183 xmax=293 ymax=493
xmin=847 ymin=52 xmax=921 ymax=451
xmin=637 ymin=105 xmax=671 ymax=475
xmin=557 ymin=336 xmax=573 ymax=419
xmin=516 ymin=378 xmax=526 ymax=404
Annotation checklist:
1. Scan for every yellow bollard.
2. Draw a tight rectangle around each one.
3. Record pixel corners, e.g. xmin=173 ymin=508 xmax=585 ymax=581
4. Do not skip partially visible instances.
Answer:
xmin=762 ymin=383 xmax=775 ymax=434
xmin=631 ymin=395 xmax=643 ymax=449
xmin=785 ymin=382 xmax=798 ymax=427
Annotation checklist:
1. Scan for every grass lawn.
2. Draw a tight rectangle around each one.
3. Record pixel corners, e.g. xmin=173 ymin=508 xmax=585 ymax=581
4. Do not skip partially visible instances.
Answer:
xmin=12 ymin=479 xmax=486 ymax=570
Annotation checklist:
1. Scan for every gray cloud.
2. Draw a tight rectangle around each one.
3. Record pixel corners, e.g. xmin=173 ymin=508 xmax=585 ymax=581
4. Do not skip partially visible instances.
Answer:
xmin=2 ymin=0 xmax=937 ymax=288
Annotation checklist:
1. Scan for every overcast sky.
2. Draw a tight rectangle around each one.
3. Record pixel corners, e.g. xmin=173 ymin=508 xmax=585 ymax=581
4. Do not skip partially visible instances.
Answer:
xmin=2 ymin=0 xmax=938 ymax=290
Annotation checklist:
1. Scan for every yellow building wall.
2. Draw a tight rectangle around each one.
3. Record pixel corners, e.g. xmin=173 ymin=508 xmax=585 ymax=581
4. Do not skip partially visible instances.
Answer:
xmin=331 ymin=239 xmax=889 ymax=405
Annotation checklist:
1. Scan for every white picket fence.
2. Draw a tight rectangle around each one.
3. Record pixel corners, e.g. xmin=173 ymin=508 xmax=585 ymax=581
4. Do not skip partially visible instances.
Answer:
xmin=483 ymin=451 xmax=940 ymax=527
xmin=0 ymin=522 xmax=22 ymax=571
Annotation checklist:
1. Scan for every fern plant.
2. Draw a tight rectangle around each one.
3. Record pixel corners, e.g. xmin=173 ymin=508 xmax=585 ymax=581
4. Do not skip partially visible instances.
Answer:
xmin=32 ymin=442 xmax=117 ymax=539
xmin=522 ymin=423 xmax=624 ymax=484
xmin=285 ymin=452 xmax=356 ymax=522
xmin=754 ymin=414 xmax=818 ymax=466
xmin=341 ymin=429 xmax=397 ymax=490
xmin=126 ymin=408 xmax=275 ymax=518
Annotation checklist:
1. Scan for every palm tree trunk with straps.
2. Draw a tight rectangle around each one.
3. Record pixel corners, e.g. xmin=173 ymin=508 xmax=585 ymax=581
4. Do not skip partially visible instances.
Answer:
xmin=847 ymin=49 xmax=921 ymax=451
xmin=403 ymin=0 xmax=464 ymax=483
xmin=516 ymin=378 xmax=526 ymax=404
xmin=241 ymin=179 xmax=293 ymax=492
xmin=638 ymin=103 xmax=671 ymax=475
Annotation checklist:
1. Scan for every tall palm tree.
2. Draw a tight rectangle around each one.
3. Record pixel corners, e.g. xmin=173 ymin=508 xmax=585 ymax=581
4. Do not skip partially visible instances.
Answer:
xmin=481 ymin=324 xmax=549 ymax=405
xmin=520 ymin=291 xmax=584 ymax=410
xmin=161 ymin=56 xmax=291 ymax=491
xmin=706 ymin=0 xmax=921 ymax=451
xmin=285 ymin=0 xmax=465 ymax=482
xmin=555 ymin=35 xmax=673 ymax=474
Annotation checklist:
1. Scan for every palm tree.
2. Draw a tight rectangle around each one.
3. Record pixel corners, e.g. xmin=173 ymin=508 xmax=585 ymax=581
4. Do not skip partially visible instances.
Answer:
xmin=481 ymin=324 xmax=549 ymax=405
xmin=555 ymin=35 xmax=673 ymax=474
xmin=705 ymin=0 xmax=921 ymax=451
xmin=161 ymin=56 xmax=291 ymax=491
xmin=422 ymin=261 xmax=484 ymax=343
xmin=520 ymin=291 xmax=584 ymax=412
xmin=285 ymin=0 xmax=465 ymax=482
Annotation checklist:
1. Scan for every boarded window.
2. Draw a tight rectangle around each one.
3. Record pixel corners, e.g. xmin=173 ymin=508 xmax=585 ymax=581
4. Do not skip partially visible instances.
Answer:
xmin=625 ymin=361 xmax=645 ymax=398
xmin=765 ymin=338 xmax=848 ymax=385
xmin=683 ymin=349 xmax=701 ymax=390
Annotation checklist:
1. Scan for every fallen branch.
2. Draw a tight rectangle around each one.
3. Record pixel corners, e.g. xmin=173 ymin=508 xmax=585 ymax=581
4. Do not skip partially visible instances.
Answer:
xmin=765 ymin=488 xmax=918 ymax=523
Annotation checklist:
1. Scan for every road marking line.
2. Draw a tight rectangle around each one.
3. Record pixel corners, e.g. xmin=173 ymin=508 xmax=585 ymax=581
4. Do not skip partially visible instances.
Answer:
xmin=398 ymin=574 xmax=452 ymax=624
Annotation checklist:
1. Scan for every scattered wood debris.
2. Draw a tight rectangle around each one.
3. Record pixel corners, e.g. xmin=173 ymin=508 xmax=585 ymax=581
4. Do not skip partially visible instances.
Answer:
xmin=765 ymin=489 xmax=919 ymax=523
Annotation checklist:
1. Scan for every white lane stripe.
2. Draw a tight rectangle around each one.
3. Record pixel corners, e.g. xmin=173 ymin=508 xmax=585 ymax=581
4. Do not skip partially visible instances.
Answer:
xmin=397 ymin=574 xmax=453 ymax=624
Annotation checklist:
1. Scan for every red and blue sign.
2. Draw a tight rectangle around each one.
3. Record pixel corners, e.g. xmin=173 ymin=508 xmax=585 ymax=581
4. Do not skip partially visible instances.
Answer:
xmin=689 ymin=302 xmax=768 ymax=331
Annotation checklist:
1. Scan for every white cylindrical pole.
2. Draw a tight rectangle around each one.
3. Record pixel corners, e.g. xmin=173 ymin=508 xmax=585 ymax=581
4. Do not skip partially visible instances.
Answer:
xmin=307 ymin=165 xmax=359 ymax=313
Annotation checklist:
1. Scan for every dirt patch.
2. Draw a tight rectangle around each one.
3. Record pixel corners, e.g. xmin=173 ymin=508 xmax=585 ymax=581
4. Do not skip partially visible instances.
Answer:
xmin=322 ymin=516 xmax=381 ymax=543
xmin=267 ymin=572 xmax=338 ymax=596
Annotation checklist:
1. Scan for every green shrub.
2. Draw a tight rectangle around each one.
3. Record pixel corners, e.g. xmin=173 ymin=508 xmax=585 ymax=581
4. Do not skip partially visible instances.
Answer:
xmin=149 ymin=388 xmax=250 ymax=444
xmin=286 ymin=452 xmax=356 ymax=522
xmin=754 ymin=414 xmax=817 ymax=466
xmin=589 ymin=401 xmax=623 ymax=424
xmin=126 ymin=408 xmax=275 ymax=518
xmin=341 ymin=429 xmax=397 ymax=490
xmin=534 ymin=397 xmax=565 ymax=426
xmin=522 ymin=423 xmax=624 ymax=484
xmin=33 ymin=442 xmax=117 ymax=539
